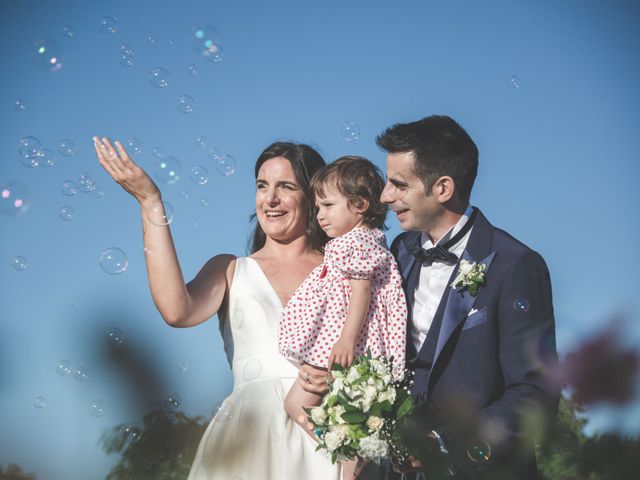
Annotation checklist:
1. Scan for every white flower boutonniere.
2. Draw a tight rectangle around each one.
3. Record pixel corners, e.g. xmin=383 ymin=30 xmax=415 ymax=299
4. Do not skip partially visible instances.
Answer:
xmin=451 ymin=259 xmax=486 ymax=297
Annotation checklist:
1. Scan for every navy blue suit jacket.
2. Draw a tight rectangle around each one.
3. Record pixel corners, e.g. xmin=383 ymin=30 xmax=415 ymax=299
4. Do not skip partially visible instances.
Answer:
xmin=386 ymin=209 xmax=559 ymax=480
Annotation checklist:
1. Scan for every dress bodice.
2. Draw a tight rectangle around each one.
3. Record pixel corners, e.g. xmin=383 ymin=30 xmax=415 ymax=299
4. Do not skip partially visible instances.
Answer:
xmin=219 ymin=257 xmax=298 ymax=387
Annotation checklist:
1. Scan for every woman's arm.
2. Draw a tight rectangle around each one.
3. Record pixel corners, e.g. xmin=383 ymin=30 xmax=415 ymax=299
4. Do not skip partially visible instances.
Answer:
xmin=328 ymin=278 xmax=372 ymax=368
xmin=95 ymin=137 xmax=233 ymax=327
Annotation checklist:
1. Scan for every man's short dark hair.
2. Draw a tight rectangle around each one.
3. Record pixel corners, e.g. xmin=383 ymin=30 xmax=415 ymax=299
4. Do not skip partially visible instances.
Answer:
xmin=376 ymin=115 xmax=478 ymax=203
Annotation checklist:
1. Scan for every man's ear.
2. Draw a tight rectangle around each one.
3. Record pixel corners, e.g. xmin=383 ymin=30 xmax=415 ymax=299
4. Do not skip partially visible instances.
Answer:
xmin=434 ymin=176 xmax=455 ymax=203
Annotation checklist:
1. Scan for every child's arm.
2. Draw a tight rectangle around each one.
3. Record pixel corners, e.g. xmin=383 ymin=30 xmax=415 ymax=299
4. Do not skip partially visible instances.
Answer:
xmin=328 ymin=278 xmax=372 ymax=368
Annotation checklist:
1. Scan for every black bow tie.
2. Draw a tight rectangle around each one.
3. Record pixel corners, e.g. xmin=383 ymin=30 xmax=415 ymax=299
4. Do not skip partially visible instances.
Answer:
xmin=409 ymin=207 xmax=478 ymax=266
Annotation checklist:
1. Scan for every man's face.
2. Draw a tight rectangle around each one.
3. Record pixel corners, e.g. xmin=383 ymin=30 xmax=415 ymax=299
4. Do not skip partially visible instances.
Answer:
xmin=380 ymin=151 xmax=439 ymax=232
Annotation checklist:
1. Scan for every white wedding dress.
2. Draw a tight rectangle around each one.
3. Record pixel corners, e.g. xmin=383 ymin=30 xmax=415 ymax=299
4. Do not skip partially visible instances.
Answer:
xmin=188 ymin=257 xmax=342 ymax=480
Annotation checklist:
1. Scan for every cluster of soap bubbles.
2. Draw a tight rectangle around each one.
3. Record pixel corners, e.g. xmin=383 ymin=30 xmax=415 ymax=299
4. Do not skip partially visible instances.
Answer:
xmin=126 ymin=137 xmax=142 ymax=155
xmin=509 ymin=75 xmax=521 ymax=89
xmin=99 ymin=248 xmax=129 ymax=275
xmin=18 ymin=137 xmax=75 ymax=169
xmin=56 ymin=360 xmax=89 ymax=383
xmin=120 ymin=44 xmax=135 ymax=67
xmin=61 ymin=172 xmax=104 ymax=198
xmin=1 ymin=182 xmax=30 ymax=216
xmin=195 ymin=136 xmax=237 ymax=176
xmin=15 ymin=99 xmax=26 ymax=111
xmin=191 ymin=24 xmax=224 ymax=63
xmin=341 ymin=121 xmax=360 ymax=142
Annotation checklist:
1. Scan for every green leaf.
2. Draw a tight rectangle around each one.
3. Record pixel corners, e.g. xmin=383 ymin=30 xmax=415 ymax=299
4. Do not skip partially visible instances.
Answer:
xmin=343 ymin=403 xmax=362 ymax=414
xmin=369 ymin=403 xmax=382 ymax=417
xmin=331 ymin=452 xmax=337 ymax=464
xmin=341 ymin=411 xmax=367 ymax=424
xmin=327 ymin=395 xmax=338 ymax=407
xmin=380 ymin=400 xmax=393 ymax=412
xmin=337 ymin=390 xmax=351 ymax=407
xmin=331 ymin=363 xmax=345 ymax=373
xmin=397 ymin=394 xmax=414 ymax=418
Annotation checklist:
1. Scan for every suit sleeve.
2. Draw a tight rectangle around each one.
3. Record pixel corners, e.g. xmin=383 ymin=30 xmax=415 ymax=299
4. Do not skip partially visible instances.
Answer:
xmin=439 ymin=250 xmax=560 ymax=475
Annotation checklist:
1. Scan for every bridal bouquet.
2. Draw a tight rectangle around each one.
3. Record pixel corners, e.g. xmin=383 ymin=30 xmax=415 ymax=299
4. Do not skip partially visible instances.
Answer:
xmin=304 ymin=352 xmax=415 ymax=464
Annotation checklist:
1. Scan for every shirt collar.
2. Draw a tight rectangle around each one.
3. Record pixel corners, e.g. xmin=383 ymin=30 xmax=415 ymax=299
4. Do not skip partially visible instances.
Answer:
xmin=421 ymin=204 xmax=474 ymax=250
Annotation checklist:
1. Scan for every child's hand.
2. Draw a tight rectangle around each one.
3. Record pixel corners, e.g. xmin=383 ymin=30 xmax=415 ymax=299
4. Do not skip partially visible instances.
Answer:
xmin=328 ymin=337 xmax=356 ymax=369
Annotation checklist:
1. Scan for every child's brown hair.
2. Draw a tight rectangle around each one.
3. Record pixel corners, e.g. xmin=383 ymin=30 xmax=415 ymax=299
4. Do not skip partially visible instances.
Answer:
xmin=310 ymin=156 xmax=387 ymax=230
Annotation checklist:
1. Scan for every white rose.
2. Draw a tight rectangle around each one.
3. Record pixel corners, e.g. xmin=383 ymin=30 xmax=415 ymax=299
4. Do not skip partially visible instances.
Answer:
xmin=332 ymin=378 xmax=344 ymax=393
xmin=324 ymin=431 xmax=343 ymax=452
xmin=311 ymin=407 xmax=327 ymax=425
xmin=346 ymin=368 xmax=360 ymax=384
xmin=458 ymin=259 xmax=474 ymax=276
xmin=379 ymin=386 xmax=396 ymax=404
xmin=366 ymin=416 xmax=383 ymax=431
xmin=358 ymin=434 xmax=389 ymax=459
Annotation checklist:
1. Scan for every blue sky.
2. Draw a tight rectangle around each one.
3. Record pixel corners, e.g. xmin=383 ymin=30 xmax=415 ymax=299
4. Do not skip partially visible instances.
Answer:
xmin=1 ymin=0 xmax=640 ymax=478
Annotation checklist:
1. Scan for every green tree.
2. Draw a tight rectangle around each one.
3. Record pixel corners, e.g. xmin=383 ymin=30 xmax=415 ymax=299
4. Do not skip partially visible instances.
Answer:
xmin=0 ymin=464 xmax=36 ymax=480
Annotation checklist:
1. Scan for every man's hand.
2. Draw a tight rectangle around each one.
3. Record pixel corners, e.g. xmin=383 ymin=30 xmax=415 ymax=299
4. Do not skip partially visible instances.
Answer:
xmin=298 ymin=363 xmax=331 ymax=395
xmin=391 ymin=455 xmax=422 ymax=474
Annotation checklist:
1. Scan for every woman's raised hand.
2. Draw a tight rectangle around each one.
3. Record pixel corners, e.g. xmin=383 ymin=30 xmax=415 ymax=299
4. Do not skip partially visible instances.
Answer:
xmin=93 ymin=136 xmax=161 ymax=204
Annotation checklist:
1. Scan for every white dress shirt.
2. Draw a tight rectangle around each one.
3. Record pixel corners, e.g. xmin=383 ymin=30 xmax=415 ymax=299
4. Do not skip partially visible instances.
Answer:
xmin=411 ymin=205 xmax=474 ymax=351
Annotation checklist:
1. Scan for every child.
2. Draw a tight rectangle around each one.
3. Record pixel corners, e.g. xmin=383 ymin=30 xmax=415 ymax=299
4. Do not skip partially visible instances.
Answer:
xmin=278 ymin=156 xmax=407 ymax=479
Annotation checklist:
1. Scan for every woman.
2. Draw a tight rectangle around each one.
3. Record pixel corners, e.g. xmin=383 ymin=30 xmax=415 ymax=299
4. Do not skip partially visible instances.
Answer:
xmin=93 ymin=138 xmax=341 ymax=479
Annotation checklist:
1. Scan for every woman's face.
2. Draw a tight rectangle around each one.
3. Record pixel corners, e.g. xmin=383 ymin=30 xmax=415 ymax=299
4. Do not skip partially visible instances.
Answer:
xmin=255 ymin=157 xmax=308 ymax=244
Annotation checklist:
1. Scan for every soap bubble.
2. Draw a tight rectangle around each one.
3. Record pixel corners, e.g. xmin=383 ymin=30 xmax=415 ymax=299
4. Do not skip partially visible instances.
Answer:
xmin=149 ymin=67 xmax=170 ymax=88
xmin=74 ymin=367 xmax=89 ymax=382
xmin=106 ymin=327 xmax=124 ymax=345
xmin=61 ymin=180 xmax=78 ymax=196
xmin=57 ymin=139 xmax=75 ymax=157
xmin=177 ymin=362 xmax=189 ymax=373
xmin=89 ymin=399 xmax=107 ymax=417
xmin=154 ymin=155 xmax=182 ymax=184
xmin=11 ymin=256 xmax=28 ymax=271
xmin=36 ymin=148 xmax=55 ymax=167
xmin=204 ymin=43 xmax=224 ymax=63
xmin=341 ymin=121 xmax=360 ymax=142
xmin=99 ymin=17 xmax=117 ymax=34
xmin=145 ymin=200 xmax=174 ymax=226
xmin=200 ymin=198 xmax=208 ymax=207
xmin=33 ymin=40 xmax=63 ymax=72
xmin=99 ymin=247 xmax=128 ymax=275
xmin=120 ymin=423 xmax=142 ymax=444
xmin=191 ymin=24 xmax=223 ymax=63
xmin=126 ymin=138 xmax=142 ymax=155
xmin=152 ymin=147 xmax=163 ymax=159
xmin=195 ymin=136 xmax=207 ymax=148
xmin=58 ymin=206 xmax=75 ymax=221
xmin=120 ymin=44 xmax=135 ymax=67
xmin=212 ymin=399 xmax=234 ymax=422
xmin=215 ymin=154 xmax=236 ymax=176
xmin=34 ymin=396 xmax=47 ymax=409
xmin=187 ymin=64 xmax=199 ymax=76
xmin=1 ymin=182 xmax=30 ymax=216
xmin=513 ymin=299 xmax=530 ymax=313
xmin=62 ymin=25 xmax=74 ymax=38
xmin=243 ymin=359 xmax=262 ymax=381
xmin=77 ymin=172 xmax=96 ymax=192
xmin=92 ymin=184 xmax=105 ymax=198
xmin=19 ymin=136 xmax=42 ymax=160
xmin=146 ymin=35 xmax=157 ymax=45
xmin=177 ymin=95 xmax=195 ymax=113
xmin=509 ymin=75 xmax=521 ymax=89
xmin=180 ymin=191 xmax=189 ymax=199
xmin=190 ymin=166 xmax=209 ymax=185
xmin=14 ymin=99 xmax=26 ymax=111
xmin=56 ymin=360 xmax=72 ymax=375
xmin=207 ymin=146 xmax=222 ymax=160
xmin=467 ymin=439 xmax=491 ymax=463
xmin=165 ymin=393 xmax=182 ymax=410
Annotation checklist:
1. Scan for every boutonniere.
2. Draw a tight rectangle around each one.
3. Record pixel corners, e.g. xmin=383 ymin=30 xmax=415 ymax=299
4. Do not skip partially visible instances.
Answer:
xmin=451 ymin=259 xmax=486 ymax=297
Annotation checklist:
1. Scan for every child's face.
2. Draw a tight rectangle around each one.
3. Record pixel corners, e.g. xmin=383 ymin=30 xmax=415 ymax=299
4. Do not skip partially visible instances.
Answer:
xmin=315 ymin=184 xmax=365 ymax=238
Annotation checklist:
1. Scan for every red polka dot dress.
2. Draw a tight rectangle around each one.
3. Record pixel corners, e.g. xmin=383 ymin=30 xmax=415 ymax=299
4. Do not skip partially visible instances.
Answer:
xmin=278 ymin=227 xmax=407 ymax=380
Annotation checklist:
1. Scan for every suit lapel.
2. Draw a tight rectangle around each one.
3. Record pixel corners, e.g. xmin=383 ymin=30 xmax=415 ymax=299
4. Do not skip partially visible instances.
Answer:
xmin=399 ymin=232 xmax=421 ymax=361
xmin=428 ymin=210 xmax=496 ymax=389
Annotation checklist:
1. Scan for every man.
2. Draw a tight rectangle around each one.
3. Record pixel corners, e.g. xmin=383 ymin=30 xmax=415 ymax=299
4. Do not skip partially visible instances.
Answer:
xmin=376 ymin=115 xmax=559 ymax=479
